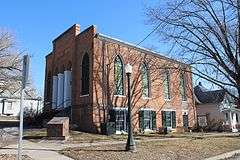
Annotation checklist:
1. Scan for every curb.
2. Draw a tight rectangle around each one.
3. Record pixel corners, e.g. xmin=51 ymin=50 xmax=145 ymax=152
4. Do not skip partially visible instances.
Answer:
xmin=205 ymin=149 xmax=240 ymax=160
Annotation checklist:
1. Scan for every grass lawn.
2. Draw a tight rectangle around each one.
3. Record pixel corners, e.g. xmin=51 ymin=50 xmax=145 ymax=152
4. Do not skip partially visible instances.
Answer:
xmin=23 ymin=128 xmax=228 ymax=143
xmin=60 ymin=137 xmax=240 ymax=160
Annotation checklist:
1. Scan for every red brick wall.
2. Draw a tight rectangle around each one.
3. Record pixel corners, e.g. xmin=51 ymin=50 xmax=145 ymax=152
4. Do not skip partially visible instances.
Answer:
xmin=92 ymin=36 xmax=196 ymax=132
xmin=45 ymin=24 xmax=196 ymax=133
xmin=44 ymin=24 xmax=80 ymax=111
xmin=71 ymin=25 xmax=97 ymax=132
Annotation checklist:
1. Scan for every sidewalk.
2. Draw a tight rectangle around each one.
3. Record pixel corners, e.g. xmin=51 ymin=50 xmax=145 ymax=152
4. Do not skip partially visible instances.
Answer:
xmin=205 ymin=149 xmax=240 ymax=160
xmin=0 ymin=140 xmax=73 ymax=160
xmin=0 ymin=137 xmax=181 ymax=160
xmin=0 ymin=128 xmax=73 ymax=160
xmin=1 ymin=128 xmax=239 ymax=160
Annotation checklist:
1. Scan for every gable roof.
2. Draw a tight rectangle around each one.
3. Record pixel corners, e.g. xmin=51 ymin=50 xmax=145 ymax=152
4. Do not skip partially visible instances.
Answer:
xmin=194 ymin=83 xmax=225 ymax=104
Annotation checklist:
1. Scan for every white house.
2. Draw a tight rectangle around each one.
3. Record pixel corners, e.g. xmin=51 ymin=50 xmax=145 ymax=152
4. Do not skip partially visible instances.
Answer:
xmin=219 ymin=94 xmax=240 ymax=132
xmin=0 ymin=96 xmax=43 ymax=117
xmin=194 ymin=82 xmax=239 ymax=132
xmin=0 ymin=82 xmax=43 ymax=119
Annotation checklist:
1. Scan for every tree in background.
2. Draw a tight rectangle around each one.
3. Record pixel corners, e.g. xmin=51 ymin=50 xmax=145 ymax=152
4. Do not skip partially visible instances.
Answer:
xmin=146 ymin=0 xmax=240 ymax=106
xmin=0 ymin=29 xmax=39 ymax=99
xmin=0 ymin=29 xmax=22 ymax=94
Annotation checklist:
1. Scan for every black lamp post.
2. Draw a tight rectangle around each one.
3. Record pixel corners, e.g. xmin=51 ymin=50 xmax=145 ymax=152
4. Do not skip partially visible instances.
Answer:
xmin=125 ymin=63 xmax=136 ymax=152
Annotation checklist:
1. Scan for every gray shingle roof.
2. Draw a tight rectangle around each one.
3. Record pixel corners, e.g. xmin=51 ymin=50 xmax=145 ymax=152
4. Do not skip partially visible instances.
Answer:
xmin=194 ymin=83 xmax=225 ymax=104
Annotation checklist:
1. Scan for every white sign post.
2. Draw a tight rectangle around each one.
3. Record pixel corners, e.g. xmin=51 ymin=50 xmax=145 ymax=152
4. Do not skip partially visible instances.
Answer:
xmin=17 ymin=55 xmax=29 ymax=160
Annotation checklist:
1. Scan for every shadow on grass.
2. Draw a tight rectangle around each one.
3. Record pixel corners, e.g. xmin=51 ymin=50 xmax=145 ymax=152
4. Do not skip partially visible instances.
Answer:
xmin=68 ymin=148 xmax=127 ymax=152
xmin=23 ymin=136 xmax=45 ymax=140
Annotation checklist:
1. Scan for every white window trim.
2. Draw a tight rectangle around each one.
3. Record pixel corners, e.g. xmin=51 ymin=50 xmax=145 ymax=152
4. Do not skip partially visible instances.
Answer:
xmin=113 ymin=107 xmax=128 ymax=110
xmin=113 ymin=95 xmax=126 ymax=98
xmin=162 ymin=108 xmax=176 ymax=112
xmin=80 ymin=94 xmax=89 ymax=97
xmin=143 ymin=128 xmax=154 ymax=132
xmin=164 ymin=98 xmax=171 ymax=101
xmin=140 ymin=107 xmax=153 ymax=111
xmin=142 ymin=96 xmax=152 ymax=100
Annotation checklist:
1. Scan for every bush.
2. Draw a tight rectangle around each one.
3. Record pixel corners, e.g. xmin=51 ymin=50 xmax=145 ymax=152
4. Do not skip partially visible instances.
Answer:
xmin=23 ymin=108 xmax=57 ymax=127
xmin=197 ymin=119 xmax=225 ymax=132
xmin=191 ymin=119 xmax=225 ymax=132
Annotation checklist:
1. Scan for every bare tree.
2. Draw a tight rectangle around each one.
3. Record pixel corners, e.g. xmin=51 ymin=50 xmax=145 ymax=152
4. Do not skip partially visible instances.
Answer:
xmin=0 ymin=29 xmax=22 ymax=94
xmin=146 ymin=0 xmax=240 ymax=106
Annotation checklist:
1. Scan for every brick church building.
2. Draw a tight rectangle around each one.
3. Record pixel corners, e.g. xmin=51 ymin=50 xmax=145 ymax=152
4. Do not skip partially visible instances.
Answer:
xmin=44 ymin=24 xmax=196 ymax=133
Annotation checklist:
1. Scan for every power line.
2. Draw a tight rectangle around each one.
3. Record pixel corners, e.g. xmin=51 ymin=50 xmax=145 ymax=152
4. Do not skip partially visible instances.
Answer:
xmin=135 ymin=0 xmax=185 ymax=48
xmin=136 ymin=23 xmax=161 ymax=46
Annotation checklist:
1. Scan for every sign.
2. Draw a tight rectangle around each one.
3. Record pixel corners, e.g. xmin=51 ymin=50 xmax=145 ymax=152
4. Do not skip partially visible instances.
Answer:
xmin=22 ymin=55 xmax=30 ymax=88
xmin=17 ymin=55 xmax=30 ymax=160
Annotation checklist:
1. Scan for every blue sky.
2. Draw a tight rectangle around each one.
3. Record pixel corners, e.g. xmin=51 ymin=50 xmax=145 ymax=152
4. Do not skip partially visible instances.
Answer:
xmin=0 ymin=0 xmax=174 ymax=95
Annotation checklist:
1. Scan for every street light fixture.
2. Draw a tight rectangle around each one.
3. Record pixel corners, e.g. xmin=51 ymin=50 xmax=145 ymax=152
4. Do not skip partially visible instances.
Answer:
xmin=125 ymin=63 xmax=136 ymax=152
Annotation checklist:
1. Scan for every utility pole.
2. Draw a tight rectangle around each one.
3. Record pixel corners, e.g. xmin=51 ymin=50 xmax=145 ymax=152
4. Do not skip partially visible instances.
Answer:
xmin=17 ymin=55 xmax=30 ymax=160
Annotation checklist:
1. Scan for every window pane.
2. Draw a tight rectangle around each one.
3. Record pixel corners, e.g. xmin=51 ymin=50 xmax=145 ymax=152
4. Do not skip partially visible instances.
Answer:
xmin=6 ymin=102 xmax=13 ymax=110
xmin=81 ymin=53 xmax=89 ymax=95
xmin=114 ymin=56 xmax=124 ymax=95
xmin=141 ymin=63 xmax=150 ymax=97
xmin=165 ymin=111 xmax=172 ymax=127
xmin=180 ymin=72 xmax=187 ymax=101
xmin=115 ymin=109 xmax=128 ymax=132
xmin=142 ymin=110 xmax=153 ymax=130
xmin=163 ymin=71 xmax=170 ymax=99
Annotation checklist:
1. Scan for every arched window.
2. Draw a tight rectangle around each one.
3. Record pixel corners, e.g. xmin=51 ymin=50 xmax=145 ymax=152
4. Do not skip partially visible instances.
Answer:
xmin=114 ymin=55 xmax=124 ymax=95
xmin=163 ymin=70 xmax=171 ymax=99
xmin=81 ymin=53 xmax=89 ymax=95
xmin=141 ymin=63 xmax=150 ymax=97
xmin=180 ymin=71 xmax=187 ymax=101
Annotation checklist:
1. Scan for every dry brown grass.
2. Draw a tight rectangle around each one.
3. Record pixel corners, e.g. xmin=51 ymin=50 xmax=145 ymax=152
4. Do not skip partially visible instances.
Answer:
xmin=60 ymin=137 xmax=240 ymax=160
xmin=23 ymin=128 xmax=239 ymax=143
xmin=0 ymin=154 xmax=32 ymax=160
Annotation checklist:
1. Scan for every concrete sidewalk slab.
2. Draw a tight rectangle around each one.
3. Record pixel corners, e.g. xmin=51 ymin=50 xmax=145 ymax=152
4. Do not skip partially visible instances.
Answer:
xmin=205 ymin=149 xmax=240 ymax=160
xmin=0 ymin=140 xmax=73 ymax=160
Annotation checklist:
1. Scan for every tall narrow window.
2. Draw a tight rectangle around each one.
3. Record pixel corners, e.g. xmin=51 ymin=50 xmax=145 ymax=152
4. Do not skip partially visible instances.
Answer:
xmin=163 ymin=70 xmax=171 ymax=99
xmin=47 ymin=72 xmax=51 ymax=100
xmin=162 ymin=111 xmax=176 ymax=128
xmin=81 ymin=53 xmax=89 ymax=95
xmin=109 ymin=108 xmax=128 ymax=132
xmin=139 ymin=110 xmax=156 ymax=131
xmin=114 ymin=56 xmax=124 ymax=95
xmin=141 ymin=63 xmax=150 ymax=97
xmin=180 ymin=71 xmax=187 ymax=101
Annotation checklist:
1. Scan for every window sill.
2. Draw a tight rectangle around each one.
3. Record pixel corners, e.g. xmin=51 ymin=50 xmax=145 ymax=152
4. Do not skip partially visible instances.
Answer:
xmin=115 ymin=130 xmax=127 ymax=135
xmin=80 ymin=94 xmax=89 ymax=97
xmin=142 ymin=97 xmax=152 ymax=100
xmin=114 ymin=95 xmax=126 ymax=98
xmin=140 ymin=108 xmax=153 ymax=111
xmin=143 ymin=129 xmax=154 ymax=133
xmin=164 ymin=98 xmax=171 ymax=102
